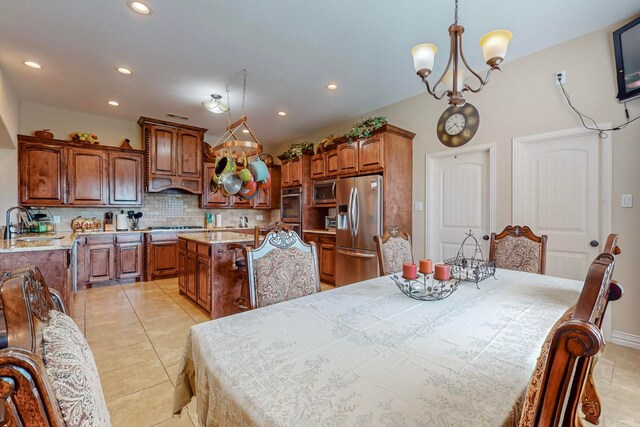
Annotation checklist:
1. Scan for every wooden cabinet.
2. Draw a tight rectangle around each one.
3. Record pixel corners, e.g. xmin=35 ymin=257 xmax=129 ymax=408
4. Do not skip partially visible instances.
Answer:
xmin=178 ymin=246 xmax=187 ymax=293
xmin=303 ymin=232 xmax=336 ymax=285
xmin=196 ymin=254 xmax=212 ymax=310
xmin=109 ymin=152 xmax=143 ymax=206
xmin=148 ymin=239 xmax=179 ymax=279
xmin=230 ymin=196 xmax=252 ymax=209
xmin=67 ymin=148 xmax=109 ymax=206
xmin=281 ymin=158 xmax=302 ymax=187
xmin=253 ymin=166 xmax=281 ymax=209
xmin=201 ymin=162 xmax=230 ymax=207
xmin=185 ymin=251 xmax=197 ymax=299
xmin=311 ymin=153 xmax=326 ymax=179
xmin=202 ymin=162 xmax=280 ymax=210
xmin=358 ymin=135 xmax=384 ymax=173
xmin=326 ymin=150 xmax=339 ymax=177
xmin=80 ymin=234 xmax=143 ymax=286
xmin=18 ymin=136 xmax=143 ymax=207
xmin=19 ymin=141 xmax=66 ymax=206
xmin=337 ymin=141 xmax=359 ymax=176
xmin=139 ymin=117 xmax=207 ymax=194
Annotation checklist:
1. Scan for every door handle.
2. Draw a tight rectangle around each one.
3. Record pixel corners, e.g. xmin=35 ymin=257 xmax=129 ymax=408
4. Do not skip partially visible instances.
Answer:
xmin=590 ymin=240 xmax=599 ymax=247
xmin=337 ymin=249 xmax=376 ymax=258
xmin=483 ymin=235 xmax=490 ymax=241
xmin=353 ymin=188 xmax=359 ymax=237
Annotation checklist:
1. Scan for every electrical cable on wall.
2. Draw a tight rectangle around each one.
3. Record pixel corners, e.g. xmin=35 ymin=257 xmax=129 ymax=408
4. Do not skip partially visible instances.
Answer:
xmin=557 ymin=75 xmax=639 ymax=138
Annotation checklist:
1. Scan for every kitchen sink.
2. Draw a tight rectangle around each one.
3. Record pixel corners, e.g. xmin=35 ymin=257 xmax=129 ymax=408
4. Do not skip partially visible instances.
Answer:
xmin=13 ymin=235 xmax=65 ymax=242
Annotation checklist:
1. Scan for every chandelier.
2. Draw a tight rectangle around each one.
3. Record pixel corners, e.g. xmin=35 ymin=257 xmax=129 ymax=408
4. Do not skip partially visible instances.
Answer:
xmin=410 ymin=0 xmax=512 ymax=106
xmin=202 ymin=94 xmax=229 ymax=114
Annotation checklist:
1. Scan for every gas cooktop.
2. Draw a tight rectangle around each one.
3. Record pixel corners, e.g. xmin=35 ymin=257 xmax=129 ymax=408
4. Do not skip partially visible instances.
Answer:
xmin=146 ymin=226 xmax=204 ymax=230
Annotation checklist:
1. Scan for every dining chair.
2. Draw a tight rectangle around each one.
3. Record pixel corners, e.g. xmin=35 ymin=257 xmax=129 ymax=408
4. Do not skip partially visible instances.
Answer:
xmin=246 ymin=228 xmax=320 ymax=309
xmin=228 ymin=222 xmax=293 ymax=310
xmin=489 ymin=225 xmax=548 ymax=274
xmin=518 ymin=250 xmax=623 ymax=427
xmin=373 ymin=226 xmax=413 ymax=276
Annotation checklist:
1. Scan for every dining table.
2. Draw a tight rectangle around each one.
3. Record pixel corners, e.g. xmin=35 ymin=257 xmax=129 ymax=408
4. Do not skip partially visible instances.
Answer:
xmin=173 ymin=268 xmax=583 ymax=427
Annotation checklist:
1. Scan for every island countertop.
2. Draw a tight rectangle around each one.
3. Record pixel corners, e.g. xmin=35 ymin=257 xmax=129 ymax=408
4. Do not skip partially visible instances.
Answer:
xmin=0 ymin=232 xmax=76 ymax=254
xmin=176 ymin=231 xmax=253 ymax=245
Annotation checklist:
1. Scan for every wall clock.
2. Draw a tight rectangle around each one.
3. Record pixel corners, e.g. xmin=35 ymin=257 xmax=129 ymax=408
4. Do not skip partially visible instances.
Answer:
xmin=436 ymin=103 xmax=480 ymax=147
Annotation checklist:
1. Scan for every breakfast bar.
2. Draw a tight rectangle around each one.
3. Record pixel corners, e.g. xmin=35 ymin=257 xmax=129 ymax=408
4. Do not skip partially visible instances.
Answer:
xmin=177 ymin=231 xmax=254 ymax=319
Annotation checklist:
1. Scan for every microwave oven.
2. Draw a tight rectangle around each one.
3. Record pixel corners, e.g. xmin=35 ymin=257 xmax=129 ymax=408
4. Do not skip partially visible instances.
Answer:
xmin=313 ymin=179 xmax=336 ymax=205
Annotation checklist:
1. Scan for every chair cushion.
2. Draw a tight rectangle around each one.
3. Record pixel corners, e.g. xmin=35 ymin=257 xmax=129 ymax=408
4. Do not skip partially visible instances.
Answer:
xmin=493 ymin=235 xmax=542 ymax=274
xmin=42 ymin=310 xmax=111 ymax=427
xmin=254 ymin=247 xmax=319 ymax=308
xmin=381 ymin=236 xmax=413 ymax=275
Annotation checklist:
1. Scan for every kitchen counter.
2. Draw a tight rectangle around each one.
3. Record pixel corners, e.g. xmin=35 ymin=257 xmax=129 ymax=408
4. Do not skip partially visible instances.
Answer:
xmin=0 ymin=233 xmax=76 ymax=253
xmin=303 ymin=229 xmax=336 ymax=235
xmin=176 ymin=231 xmax=253 ymax=245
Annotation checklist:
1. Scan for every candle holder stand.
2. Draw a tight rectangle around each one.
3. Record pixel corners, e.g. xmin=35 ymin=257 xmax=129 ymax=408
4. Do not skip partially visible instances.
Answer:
xmin=444 ymin=230 xmax=496 ymax=289
xmin=391 ymin=273 xmax=460 ymax=301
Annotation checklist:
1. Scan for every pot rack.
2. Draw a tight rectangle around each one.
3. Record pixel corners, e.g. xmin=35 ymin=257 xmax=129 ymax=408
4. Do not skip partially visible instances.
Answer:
xmin=210 ymin=115 xmax=263 ymax=159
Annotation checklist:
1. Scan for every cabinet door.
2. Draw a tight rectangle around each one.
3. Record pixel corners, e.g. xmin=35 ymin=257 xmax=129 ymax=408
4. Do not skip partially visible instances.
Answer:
xmin=201 ymin=163 xmax=230 ymax=207
xmin=253 ymin=187 xmax=271 ymax=209
xmin=109 ymin=152 xmax=143 ymax=206
xmin=311 ymin=154 xmax=326 ymax=179
xmin=178 ymin=248 xmax=187 ymax=293
xmin=326 ymin=151 xmax=339 ymax=177
xmin=281 ymin=161 xmax=291 ymax=187
xmin=186 ymin=252 xmax=197 ymax=299
xmin=87 ymin=244 xmax=115 ymax=283
xmin=151 ymin=241 xmax=178 ymax=277
xmin=358 ymin=135 xmax=384 ymax=172
xmin=196 ymin=255 xmax=211 ymax=310
xmin=116 ymin=243 xmax=143 ymax=279
xmin=149 ymin=125 xmax=177 ymax=176
xmin=338 ymin=142 xmax=358 ymax=175
xmin=290 ymin=158 xmax=302 ymax=185
xmin=231 ymin=196 xmax=253 ymax=209
xmin=19 ymin=142 xmax=66 ymax=206
xmin=320 ymin=243 xmax=335 ymax=283
xmin=67 ymin=148 xmax=109 ymax=206
xmin=177 ymin=129 xmax=202 ymax=178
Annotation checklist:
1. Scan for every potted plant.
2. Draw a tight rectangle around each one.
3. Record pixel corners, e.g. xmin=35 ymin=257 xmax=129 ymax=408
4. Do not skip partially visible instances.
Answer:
xmin=344 ymin=116 xmax=388 ymax=141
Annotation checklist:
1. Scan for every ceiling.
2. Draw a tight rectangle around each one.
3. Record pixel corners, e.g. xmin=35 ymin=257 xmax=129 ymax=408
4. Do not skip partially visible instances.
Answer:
xmin=1 ymin=1 xmax=638 ymax=146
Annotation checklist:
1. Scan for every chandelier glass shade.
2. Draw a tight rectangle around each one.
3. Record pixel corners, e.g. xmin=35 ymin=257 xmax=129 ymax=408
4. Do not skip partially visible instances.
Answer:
xmin=411 ymin=0 xmax=511 ymax=106
xmin=203 ymin=94 xmax=229 ymax=114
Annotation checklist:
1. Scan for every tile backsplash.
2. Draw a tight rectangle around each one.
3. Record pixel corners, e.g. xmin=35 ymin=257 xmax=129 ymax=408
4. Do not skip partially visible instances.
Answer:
xmin=50 ymin=193 xmax=280 ymax=231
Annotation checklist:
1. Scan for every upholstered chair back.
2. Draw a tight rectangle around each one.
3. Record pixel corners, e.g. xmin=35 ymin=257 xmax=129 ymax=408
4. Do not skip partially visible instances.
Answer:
xmin=246 ymin=230 xmax=320 ymax=309
xmin=374 ymin=226 xmax=413 ymax=276
xmin=489 ymin=225 xmax=548 ymax=274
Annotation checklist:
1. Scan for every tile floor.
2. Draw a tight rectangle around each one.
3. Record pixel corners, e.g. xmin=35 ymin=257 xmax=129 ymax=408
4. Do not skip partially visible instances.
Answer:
xmin=73 ymin=279 xmax=640 ymax=427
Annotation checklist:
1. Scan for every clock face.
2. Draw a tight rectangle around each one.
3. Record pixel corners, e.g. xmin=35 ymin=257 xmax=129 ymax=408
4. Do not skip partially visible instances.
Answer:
xmin=445 ymin=113 xmax=466 ymax=135
xmin=436 ymin=103 xmax=480 ymax=147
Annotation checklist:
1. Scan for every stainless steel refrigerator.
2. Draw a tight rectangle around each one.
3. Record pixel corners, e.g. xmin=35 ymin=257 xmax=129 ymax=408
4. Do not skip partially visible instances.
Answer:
xmin=335 ymin=175 xmax=383 ymax=286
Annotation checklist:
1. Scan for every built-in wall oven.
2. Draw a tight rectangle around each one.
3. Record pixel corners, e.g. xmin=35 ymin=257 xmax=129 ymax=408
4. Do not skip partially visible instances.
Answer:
xmin=313 ymin=179 xmax=336 ymax=206
xmin=281 ymin=187 xmax=302 ymax=235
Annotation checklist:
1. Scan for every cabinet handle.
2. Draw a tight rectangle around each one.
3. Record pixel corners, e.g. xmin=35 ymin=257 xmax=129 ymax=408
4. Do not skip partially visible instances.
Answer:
xmin=217 ymin=248 xmax=224 ymax=254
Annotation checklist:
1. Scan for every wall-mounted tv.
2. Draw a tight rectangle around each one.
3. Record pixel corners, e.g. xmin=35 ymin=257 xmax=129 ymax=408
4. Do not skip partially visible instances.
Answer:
xmin=613 ymin=16 xmax=640 ymax=102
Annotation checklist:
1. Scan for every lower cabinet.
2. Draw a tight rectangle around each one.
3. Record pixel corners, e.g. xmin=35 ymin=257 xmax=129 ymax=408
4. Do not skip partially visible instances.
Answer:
xmin=80 ymin=233 xmax=143 ymax=286
xmin=146 ymin=233 xmax=180 ymax=280
xmin=303 ymin=232 xmax=336 ymax=285
xmin=179 ymin=240 xmax=211 ymax=311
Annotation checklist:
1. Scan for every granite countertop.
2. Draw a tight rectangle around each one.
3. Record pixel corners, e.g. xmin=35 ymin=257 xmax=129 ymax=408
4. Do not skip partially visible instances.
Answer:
xmin=176 ymin=231 xmax=254 ymax=245
xmin=0 ymin=232 xmax=76 ymax=253
xmin=303 ymin=229 xmax=336 ymax=235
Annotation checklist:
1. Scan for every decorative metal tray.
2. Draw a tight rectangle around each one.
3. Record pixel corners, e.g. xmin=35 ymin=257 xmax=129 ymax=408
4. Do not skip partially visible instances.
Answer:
xmin=391 ymin=273 xmax=460 ymax=301
xmin=444 ymin=231 xmax=496 ymax=288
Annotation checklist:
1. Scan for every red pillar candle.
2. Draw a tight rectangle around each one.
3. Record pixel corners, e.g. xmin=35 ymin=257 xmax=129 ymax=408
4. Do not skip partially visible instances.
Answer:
xmin=419 ymin=259 xmax=433 ymax=274
xmin=402 ymin=263 xmax=418 ymax=280
xmin=434 ymin=264 xmax=451 ymax=281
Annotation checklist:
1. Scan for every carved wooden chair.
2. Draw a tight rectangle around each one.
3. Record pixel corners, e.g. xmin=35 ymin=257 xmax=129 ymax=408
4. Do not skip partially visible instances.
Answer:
xmin=373 ymin=226 xmax=413 ymax=276
xmin=489 ymin=225 xmax=548 ymax=274
xmin=518 ymin=248 xmax=623 ymax=426
xmin=229 ymin=222 xmax=292 ymax=310
xmin=0 ymin=265 xmax=110 ymax=426
xmin=246 ymin=228 xmax=320 ymax=309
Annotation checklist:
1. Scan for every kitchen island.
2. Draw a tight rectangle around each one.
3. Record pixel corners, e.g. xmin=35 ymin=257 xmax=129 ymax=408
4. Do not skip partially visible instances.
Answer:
xmin=177 ymin=232 xmax=254 ymax=319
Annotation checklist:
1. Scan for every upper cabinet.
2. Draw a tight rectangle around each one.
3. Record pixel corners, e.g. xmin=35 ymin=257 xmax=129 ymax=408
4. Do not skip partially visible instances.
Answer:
xmin=138 ymin=117 xmax=207 ymax=194
xmin=281 ymin=157 xmax=303 ymax=187
xmin=337 ymin=141 xmax=359 ymax=176
xmin=18 ymin=135 xmax=144 ymax=207
xmin=310 ymin=147 xmax=338 ymax=180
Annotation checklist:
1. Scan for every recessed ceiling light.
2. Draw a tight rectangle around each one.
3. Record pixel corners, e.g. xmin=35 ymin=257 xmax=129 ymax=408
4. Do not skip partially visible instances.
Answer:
xmin=277 ymin=111 xmax=287 ymax=116
xmin=326 ymin=84 xmax=338 ymax=90
xmin=24 ymin=61 xmax=42 ymax=69
xmin=108 ymin=100 xmax=120 ymax=106
xmin=129 ymin=1 xmax=151 ymax=15
xmin=116 ymin=67 xmax=132 ymax=75
xmin=242 ymin=129 xmax=250 ymax=133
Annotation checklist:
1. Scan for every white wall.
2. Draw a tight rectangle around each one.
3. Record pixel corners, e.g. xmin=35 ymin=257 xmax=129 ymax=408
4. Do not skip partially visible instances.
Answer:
xmin=278 ymin=23 xmax=640 ymax=339
xmin=0 ymin=66 xmax=20 ymax=216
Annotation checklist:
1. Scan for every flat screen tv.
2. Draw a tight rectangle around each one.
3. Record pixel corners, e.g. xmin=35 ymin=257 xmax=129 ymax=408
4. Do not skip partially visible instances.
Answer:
xmin=613 ymin=16 xmax=640 ymax=102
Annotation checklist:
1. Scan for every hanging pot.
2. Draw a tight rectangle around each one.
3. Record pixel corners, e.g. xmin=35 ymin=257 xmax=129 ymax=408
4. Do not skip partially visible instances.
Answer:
xmin=238 ymin=179 xmax=258 ymax=198
xmin=215 ymin=155 xmax=236 ymax=178
xmin=219 ymin=171 xmax=243 ymax=196
xmin=209 ymin=175 xmax=220 ymax=193
xmin=256 ymin=173 xmax=272 ymax=190
xmin=248 ymin=156 xmax=269 ymax=182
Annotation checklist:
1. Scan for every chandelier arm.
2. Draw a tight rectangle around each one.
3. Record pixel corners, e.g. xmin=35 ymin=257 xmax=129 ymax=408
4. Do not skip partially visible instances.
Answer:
xmin=421 ymin=77 xmax=451 ymax=100
xmin=431 ymin=29 xmax=457 ymax=94
xmin=462 ymin=67 xmax=500 ymax=93
xmin=458 ymin=36 xmax=487 ymax=87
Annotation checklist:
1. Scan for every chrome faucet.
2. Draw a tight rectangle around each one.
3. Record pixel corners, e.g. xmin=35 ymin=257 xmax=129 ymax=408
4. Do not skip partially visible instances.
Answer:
xmin=4 ymin=206 xmax=29 ymax=240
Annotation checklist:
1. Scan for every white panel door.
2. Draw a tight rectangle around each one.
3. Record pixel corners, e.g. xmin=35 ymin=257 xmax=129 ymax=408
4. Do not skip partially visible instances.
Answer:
xmin=431 ymin=151 xmax=491 ymax=262
xmin=514 ymin=131 xmax=603 ymax=280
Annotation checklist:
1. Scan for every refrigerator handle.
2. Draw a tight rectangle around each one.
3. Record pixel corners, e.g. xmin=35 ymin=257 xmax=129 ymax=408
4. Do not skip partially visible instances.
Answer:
xmin=353 ymin=187 xmax=359 ymax=238
xmin=348 ymin=186 xmax=355 ymax=237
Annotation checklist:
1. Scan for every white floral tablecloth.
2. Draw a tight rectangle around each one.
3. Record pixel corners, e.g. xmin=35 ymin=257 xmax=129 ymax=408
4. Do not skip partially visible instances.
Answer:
xmin=173 ymin=269 xmax=583 ymax=426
